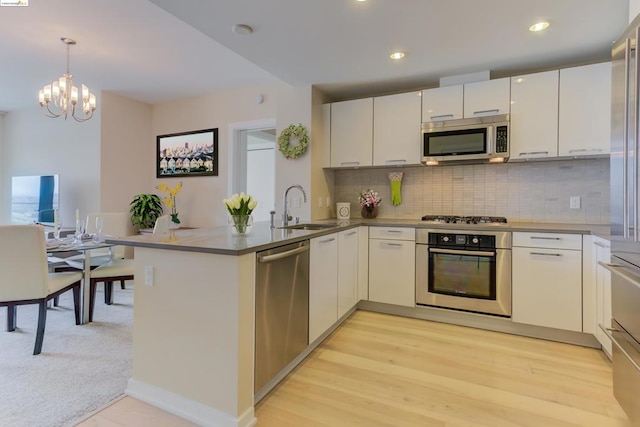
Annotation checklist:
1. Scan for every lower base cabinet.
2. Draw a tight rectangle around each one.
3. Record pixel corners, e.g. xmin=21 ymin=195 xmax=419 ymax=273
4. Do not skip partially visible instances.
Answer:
xmin=309 ymin=229 xmax=360 ymax=344
xmin=309 ymin=233 xmax=338 ymax=343
xmin=368 ymin=227 xmax=415 ymax=307
xmin=512 ymin=233 xmax=582 ymax=332
xmin=593 ymin=236 xmax=612 ymax=357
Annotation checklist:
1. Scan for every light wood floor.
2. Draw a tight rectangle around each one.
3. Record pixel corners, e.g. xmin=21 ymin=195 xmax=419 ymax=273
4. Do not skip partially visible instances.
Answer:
xmin=77 ymin=310 xmax=631 ymax=427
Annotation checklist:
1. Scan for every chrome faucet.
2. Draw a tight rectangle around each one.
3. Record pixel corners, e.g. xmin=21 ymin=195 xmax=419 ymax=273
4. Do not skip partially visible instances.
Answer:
xmin=282 ymin=185 xmax=307 ymax=226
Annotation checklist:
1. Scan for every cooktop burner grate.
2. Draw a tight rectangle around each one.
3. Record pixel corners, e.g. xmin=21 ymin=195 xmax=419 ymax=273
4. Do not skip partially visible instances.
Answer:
xmin=421 ymin=215 xmax=508 ymax=224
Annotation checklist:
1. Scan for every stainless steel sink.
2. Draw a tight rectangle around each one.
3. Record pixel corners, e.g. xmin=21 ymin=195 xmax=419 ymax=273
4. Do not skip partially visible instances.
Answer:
xmin=280 ymin=223 xmax=337 ymax=231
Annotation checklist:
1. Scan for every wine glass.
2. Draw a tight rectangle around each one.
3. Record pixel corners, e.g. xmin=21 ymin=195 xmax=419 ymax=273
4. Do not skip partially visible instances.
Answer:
xmin=74 ymin=219 xmax=85 ymax=244
xmin=95 ymin=216 xmax=104 ymax=242
xmin=54 ymin=221 xmax=63 ymax=240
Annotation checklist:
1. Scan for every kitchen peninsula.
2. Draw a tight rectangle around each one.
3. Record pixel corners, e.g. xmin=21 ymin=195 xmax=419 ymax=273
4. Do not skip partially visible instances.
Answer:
xmin=110 ymin=219 xmax=608 ymax=427
xmin=109 ymin=222 xmax=345 ymax=427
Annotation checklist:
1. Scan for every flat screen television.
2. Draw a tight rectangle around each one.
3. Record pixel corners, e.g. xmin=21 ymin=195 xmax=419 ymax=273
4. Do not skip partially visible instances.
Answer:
xmin=11 ymin=175 xmax=59 ymax=224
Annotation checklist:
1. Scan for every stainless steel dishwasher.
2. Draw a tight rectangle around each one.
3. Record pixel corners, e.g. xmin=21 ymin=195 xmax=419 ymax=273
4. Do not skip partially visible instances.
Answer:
xmin=255 ymin=240 xmax=310 ymax=395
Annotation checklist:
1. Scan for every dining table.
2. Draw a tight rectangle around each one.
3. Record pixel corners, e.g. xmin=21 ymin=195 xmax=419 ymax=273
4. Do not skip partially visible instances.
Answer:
xmin=46 ymin=237 xmax=114 ymax=324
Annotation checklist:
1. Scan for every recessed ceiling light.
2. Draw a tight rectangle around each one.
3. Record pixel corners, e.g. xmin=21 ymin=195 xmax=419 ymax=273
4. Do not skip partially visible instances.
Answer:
xmin=356 ymin=0 xmax=367 ymax=2
xmin=232 ymin=24 xmax=253 ymax=35
xmin=529 ymin=21 xmax=550 ymax=32
xmin=390 ymin=51 xmax=405 ymax=60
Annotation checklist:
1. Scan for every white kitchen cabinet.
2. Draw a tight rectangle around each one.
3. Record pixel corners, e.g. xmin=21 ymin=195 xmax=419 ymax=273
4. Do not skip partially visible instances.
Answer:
xmin=309 ymin=233 xmax=338 ymax=343
xmin=510 ymin=70 xmax=559 ymax=160
xmin=512 ymin=232 xmax=582 ymax=332
xmin=338 ymin=228 xmax=359 ymax=318
xmin=559 ymin=62 xmax=611 ymax=157
xmin=369 ymin=227 xmax=415 ymax=307
xmin=330 ymin=98 xmax=373 ymax=167
xmin=357 ymin=226 xmax=369 ymax=301
xmin=463 ymin=77 xmax=511 ymax=118
xmin=422 ymin=85 xmax=463 ymax=122
xmin=593 ymin=236 xmax=612 ymax=358
xmin=373 ymin=92 xmax=422 ymax=166
xmin=321 ymin=103 xmax=331 ymax=168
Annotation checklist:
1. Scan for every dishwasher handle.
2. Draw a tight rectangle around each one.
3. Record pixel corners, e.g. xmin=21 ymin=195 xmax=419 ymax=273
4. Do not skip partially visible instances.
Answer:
xmin=258 ymin=244 xmax=310 ymax=263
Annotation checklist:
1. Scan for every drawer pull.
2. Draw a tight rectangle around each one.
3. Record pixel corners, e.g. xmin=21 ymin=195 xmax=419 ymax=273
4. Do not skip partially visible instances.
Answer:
xmin=385 ymin=159 xmax=407 ymax=164
xmin=594 ymin=241 xmax=610 ymax=249
xmin=530 ymin=236 xmax=561 ymax=240
xmin=530 ymin=252 xmax=562 ymax=257
xmin=385 ymin=230 xmax=403 ymax=234
xmin=599 ymin=324 xmax=640 ymax=374
xmin=384 ymin=243 xmax=403 ymax=247
xmin=518 ymin=151 xmax=549 ymax=156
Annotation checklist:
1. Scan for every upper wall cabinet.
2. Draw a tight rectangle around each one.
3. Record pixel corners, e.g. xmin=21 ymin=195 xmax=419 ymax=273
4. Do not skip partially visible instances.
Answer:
xmin=510 ymin=70 xmax=559 ymax=160
xmin=463 ymin=77 xmax=511 ymax=118
xmin=421 ymin=85 xmax=463 ymax=122
xmin=421 ymin=78 xmax=510 ymax=123
xmin=559 ymin=62 xmax=612 ymax=157
xmin=321 ymin=103 xmax=332 ymax=168
xmin=373 ymin=92 xmax=422 ymax=166
xmin=330 ymin=98 xmax=373 ymax=168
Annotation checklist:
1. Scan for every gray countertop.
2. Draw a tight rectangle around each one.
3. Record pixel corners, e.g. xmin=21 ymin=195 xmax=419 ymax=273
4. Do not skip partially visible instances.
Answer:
xmin=108 ymin=219 xmax=610 ymax=255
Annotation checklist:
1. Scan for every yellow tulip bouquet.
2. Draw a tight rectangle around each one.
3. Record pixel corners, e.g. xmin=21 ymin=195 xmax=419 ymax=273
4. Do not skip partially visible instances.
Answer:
xmin=156 ymin=181 xmax=183 ymax=225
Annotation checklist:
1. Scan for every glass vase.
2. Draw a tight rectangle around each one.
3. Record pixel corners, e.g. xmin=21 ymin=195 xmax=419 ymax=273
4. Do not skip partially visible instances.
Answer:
xmin=228 ymin=215 xmax=253 ymax=235
xmin=361 ymin=205 xmax=378 ymax=219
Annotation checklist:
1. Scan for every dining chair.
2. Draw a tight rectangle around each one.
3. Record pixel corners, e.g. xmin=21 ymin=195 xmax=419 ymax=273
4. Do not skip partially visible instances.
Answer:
xmin=87 ymin=214 xmax=171 ymax=321
xmin=0 ymin=225 xmax=82 ymax=355
xmin=87 ymin=213 xmax=172 ymax=320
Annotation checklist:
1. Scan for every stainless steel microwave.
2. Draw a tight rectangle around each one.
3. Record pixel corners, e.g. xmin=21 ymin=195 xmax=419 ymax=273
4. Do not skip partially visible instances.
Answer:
xmin=421 ymin=114 xmax=510 ymax=166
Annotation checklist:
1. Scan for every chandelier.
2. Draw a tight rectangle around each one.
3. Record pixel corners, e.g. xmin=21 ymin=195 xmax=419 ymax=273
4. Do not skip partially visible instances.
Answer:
xmin=38 ymin=37 xmax=96 ymax=122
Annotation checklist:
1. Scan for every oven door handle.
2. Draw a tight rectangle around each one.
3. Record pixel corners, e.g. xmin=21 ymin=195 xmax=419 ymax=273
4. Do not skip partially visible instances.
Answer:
xmin=429 ymin=248 xmax=495 ymax=257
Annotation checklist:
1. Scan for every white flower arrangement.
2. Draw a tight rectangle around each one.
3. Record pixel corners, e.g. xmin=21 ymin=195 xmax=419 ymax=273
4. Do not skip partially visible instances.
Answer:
xmin=223 ymin=192 xmax=258 ymax=216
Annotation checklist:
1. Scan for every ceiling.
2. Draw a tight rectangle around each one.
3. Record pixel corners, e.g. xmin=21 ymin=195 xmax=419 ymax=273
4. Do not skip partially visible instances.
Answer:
xmin=0 ymin=0 xmax=630 ymax=113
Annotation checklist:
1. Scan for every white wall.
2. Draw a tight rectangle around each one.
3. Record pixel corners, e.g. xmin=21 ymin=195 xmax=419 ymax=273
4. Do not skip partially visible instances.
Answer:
xmin=152 ymin=84 xmax=277 ymax=227
xmin=275 ymin=83 xmax=313 ymax=222
xmin=631 ymin=0 xmax=640 ymax=23
xmin=0 ymin=113 xmax=4 ymax=222
xmin=100 ymin=92 xmax=153 ymax=216
xmin=2 ymin=103 xmax=101 ymax=227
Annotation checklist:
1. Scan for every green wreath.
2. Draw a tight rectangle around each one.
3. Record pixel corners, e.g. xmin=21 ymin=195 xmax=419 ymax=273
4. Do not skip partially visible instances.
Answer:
xmin=278 ymin=123 xmax=309 ymax=159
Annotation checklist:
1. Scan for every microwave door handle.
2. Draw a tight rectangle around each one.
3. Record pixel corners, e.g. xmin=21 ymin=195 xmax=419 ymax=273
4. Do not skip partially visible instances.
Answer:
xmin=487 ymin=126 xmax=494 ymax=155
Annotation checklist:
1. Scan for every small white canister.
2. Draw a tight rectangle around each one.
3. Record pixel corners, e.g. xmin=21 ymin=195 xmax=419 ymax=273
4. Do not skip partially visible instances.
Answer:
xmin=336 ymin=202 xmax=351 ymax=220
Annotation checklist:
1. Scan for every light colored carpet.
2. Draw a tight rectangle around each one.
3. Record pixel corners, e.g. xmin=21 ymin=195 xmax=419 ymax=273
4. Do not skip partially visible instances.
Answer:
xmin=0 ymin=283 xmax=133 ymax=427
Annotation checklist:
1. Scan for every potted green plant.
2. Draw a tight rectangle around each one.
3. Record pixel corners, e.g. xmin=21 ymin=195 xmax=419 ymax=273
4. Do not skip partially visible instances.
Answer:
xmin=129 ymin=194 xmax=164 ymax=230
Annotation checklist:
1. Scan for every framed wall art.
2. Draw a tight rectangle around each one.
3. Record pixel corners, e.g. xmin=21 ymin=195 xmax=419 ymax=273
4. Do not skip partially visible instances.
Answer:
xmin=156 ymin=128 xmax=218 ymax=178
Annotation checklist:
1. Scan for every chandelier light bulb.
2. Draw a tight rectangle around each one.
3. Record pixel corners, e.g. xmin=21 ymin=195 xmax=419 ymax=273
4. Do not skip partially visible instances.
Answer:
xmin=38 ymin=37 xmax=96 ymax=122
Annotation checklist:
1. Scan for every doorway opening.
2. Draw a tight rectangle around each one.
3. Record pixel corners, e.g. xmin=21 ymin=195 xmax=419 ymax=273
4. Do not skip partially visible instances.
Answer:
xmin=229 ymin=120 xmax=276 ymax=222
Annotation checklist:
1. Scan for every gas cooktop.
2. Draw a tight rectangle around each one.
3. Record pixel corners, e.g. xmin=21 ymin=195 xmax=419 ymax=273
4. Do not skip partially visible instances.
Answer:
xmin=421 ymin=215 xmax=508 ymax=225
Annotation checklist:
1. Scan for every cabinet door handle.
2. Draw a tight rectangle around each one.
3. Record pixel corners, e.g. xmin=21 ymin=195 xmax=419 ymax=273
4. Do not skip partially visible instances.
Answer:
xmin=518 ymin=151 xmax=549 ymax=156
xmin=384 ymin=243 xmax=403 ymax=247
xmin=530 ymin=252 xmax=562 ymax=257
xmin=530 ymin=236 xmax=561 ymax=240
xmin=593 ymin=241 xmax=610 ymax=249
xmin=430 ymin=114 xmax=454 ymax=120
xmin=385 ymin=159 xmax=407 ymax=165
xmin=385 ymin=230 xmax=402 ymax=234
xmin=473 ymin=108 xmax=499 ymax=116
xmin=319 ymin=237 xmax=336 ymax=244
xmin=340 ymin=161 xmax=360 ymax=166
xmin=345 ymin=231 xmax=357 ymax=237
xmin=568 ymin=148 xmax=603 ymax=154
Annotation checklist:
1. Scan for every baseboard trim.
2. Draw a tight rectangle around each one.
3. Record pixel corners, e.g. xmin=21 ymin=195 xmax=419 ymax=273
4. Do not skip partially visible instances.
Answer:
xmin=126 ymin=378 xmax=256 ymax=427
xmin=358 ymin=301 xmax=601 ymax=348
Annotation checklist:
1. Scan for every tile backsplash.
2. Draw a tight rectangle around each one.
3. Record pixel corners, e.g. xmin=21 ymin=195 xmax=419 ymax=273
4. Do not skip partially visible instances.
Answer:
xmin=334 ymin=158 xmax=609 ymax=224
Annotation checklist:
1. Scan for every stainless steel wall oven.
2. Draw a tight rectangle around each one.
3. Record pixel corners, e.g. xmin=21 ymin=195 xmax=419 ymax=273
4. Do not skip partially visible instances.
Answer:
xmin=416 ymin=229 xmax=512 ymax=317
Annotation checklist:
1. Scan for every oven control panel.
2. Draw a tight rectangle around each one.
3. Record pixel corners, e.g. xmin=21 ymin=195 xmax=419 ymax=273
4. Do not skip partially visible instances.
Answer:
xmin=428 ymin=232 xmax=495 ymax=250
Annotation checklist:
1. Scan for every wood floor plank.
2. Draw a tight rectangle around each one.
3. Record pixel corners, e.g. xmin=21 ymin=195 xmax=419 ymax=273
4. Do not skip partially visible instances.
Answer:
xmin=255 ymin=310 xmax=631 ymax=427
